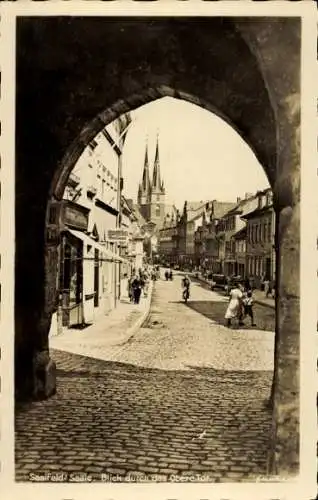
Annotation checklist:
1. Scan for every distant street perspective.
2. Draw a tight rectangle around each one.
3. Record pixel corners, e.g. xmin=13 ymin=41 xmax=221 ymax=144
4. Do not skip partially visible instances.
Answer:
xmin=16 ymin=270 xmax=275 ymax=483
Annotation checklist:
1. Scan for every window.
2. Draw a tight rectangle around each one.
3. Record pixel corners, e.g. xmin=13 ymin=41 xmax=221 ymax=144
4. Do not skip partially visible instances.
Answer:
xmin=156 ymin=204 xmax=160 ymax=217
xmin=157 ymin=195 xmax=160 ymax=201
xmin=89 ymin=139 xmax=98 ymax=150
xmin=268 ymin=221 xmax=272 ymax=242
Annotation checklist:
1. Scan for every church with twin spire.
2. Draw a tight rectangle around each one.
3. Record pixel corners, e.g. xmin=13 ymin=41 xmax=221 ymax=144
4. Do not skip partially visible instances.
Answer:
xmin=137 ymin=136 xmax=166 ymax=233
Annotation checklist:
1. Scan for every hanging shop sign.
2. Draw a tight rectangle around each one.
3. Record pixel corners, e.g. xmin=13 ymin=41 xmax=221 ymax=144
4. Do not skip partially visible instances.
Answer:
xmin=107 ymin=229 xmax=129 ymax=243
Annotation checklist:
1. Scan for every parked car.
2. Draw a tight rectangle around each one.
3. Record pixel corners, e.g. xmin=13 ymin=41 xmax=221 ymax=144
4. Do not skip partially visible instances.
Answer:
xmin=229 ymin=275 xmax=244 ymax=287
xmin=224 ymin=275 xmax=245 ymax=295
xmin=210 ymin=274 xmax=227 ymax=291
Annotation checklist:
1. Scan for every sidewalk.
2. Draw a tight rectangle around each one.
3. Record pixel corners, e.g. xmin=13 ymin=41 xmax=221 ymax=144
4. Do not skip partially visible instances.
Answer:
xmin=49 ymin=281 xmax=154 ymax=360
xmin=190 ymin=273 xmax=275 ymax=309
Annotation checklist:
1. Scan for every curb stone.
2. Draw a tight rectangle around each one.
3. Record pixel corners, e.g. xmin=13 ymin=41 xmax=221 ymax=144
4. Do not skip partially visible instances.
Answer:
xmin=117 ymin=280 xmax=155 ymax=345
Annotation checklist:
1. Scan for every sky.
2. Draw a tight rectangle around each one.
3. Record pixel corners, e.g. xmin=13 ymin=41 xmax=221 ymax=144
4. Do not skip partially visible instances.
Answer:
xmin=120 ymin=97 xmax=270 ymax=210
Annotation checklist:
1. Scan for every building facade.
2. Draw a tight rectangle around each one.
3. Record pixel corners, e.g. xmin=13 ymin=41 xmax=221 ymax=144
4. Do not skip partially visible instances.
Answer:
xmin=121 ymin=197 xmax=146 ymax=274
xmin=242 ymin=188 xmax=276 ymax=287
xmin=194 ymin=200 xmax=236 ymax=272
xmin=50 ymin=121 xmax=127 ymax=336
xmin=215 ymin=194 xmax=258 ymax=276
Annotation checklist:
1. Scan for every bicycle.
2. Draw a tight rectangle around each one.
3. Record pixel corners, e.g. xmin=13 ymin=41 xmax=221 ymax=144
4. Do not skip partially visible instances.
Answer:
xmin=182 ymin=287 xmax=190 ymax=303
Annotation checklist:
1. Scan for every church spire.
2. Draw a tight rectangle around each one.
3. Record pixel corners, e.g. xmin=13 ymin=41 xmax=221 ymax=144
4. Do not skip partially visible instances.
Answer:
xmin=141 ymin=140 xmax=151 ymax=195
xmin=152 ymin=134 xmax=162 ymax=192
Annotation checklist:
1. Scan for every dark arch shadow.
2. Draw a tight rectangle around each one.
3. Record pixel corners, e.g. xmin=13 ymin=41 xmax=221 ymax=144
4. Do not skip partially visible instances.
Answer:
xmin=50 ymin=86 xmax=276 ymax=203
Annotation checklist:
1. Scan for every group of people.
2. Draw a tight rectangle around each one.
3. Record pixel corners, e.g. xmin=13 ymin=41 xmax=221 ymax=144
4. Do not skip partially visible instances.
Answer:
xmin=261 ymin=277 xmax=275 ymax=298
xmin=164 ymin=269 xmax=173 ymax=281
xmin=224 ymin=281 xmax=256 ymax=328
xmin=127 ymin=265 xmax=162 ymax=304
xmin=151 ymin=266 xmax=161 ymax=281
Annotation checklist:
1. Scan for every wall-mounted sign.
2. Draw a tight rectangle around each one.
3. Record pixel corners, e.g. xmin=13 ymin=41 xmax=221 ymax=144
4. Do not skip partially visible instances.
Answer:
xmin=107 ymin=229 xmax=128 ymax=243
xmin=62 ymin=200 xmax=89 ymax=232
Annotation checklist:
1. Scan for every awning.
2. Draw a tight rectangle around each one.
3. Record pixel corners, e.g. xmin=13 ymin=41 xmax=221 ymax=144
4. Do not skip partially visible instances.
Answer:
xmin=66 ymin=229 xmax=127 ymax=263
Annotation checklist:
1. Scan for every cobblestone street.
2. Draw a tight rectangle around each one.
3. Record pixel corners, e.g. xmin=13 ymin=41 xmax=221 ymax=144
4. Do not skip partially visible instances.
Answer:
xmin=15 ymin=274 xmax=275 ymax=483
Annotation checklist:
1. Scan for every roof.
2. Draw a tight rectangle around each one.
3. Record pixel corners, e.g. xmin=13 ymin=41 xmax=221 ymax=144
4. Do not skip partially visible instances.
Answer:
xmin=122 ymin=197 xmax=147 ymax=227
xmin=188 ymin=211 xmax=205 ymax=223
xmin=226 ymin=196 xmax=255 ymax=215
xmin=185 ymin=201 xmax=210 ymax=223
xmin=212 ymin=201 xmax=237 ymax=218
xmin=233 ymin=227 xmax=247 ymax=240
xmin=130 ymin=204 xmax=147 ymax=227
xmin=125 ymin=198 xmax=134 ymax=211
xmin=242 ymin=204 xmax=274 ymax=220
xmin=187 ymin=201 xmax=209 ymax=212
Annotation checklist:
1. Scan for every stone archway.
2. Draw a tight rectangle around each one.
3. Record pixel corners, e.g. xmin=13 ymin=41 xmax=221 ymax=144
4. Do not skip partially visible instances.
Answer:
xmin=15 ymin=16 xmax=300 ymax=476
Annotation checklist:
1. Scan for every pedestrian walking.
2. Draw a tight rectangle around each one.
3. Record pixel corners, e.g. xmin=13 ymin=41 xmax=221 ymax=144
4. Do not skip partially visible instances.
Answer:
xmin=128 ymin=275 xmax=134 ymax=303
xmin=242 ymin=290 xmax=256 ymax=326
xmin=143 ymin=277 xmax=149 ymax=297
xmin=139 ymin=274 xmax=145 ymax=296
xmin=224 ymin=283 xmax=244 ymax=327
xmin=131 ymin=275 xmax=142 ymax=304
xmin=263 ymin=277 xmax=270 ymax=297
xmin=181 ymin=274 xmax=191 ymax=302
xmin=271 ymin=281 xmax=276 ymax=298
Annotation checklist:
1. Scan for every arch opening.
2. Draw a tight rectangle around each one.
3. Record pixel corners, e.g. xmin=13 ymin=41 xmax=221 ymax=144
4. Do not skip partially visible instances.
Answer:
xmin=14 ymin=15 xmax=301 ymax=478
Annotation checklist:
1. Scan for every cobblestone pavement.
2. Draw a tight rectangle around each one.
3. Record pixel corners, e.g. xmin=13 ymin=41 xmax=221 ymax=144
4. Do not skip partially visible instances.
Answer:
xmin=15 ymin=275 xmax=275 ymax=483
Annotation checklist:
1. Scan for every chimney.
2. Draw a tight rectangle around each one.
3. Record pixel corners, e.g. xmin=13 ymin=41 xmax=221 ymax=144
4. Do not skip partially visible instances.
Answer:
xmin=237 ymin=197 xmax=241 ymax=204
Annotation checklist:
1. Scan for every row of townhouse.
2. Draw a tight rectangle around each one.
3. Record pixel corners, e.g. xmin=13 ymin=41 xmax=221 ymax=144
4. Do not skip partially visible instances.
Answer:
xmin=49 ymin=115 xmax=144 ymax=336
xmin=158 ymin=188 xmax=275 ymax=287
xmin=159 ymin=200 xmax=235 ymax=268
xmin=213 ymin=189 xmax=275 ymax=286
